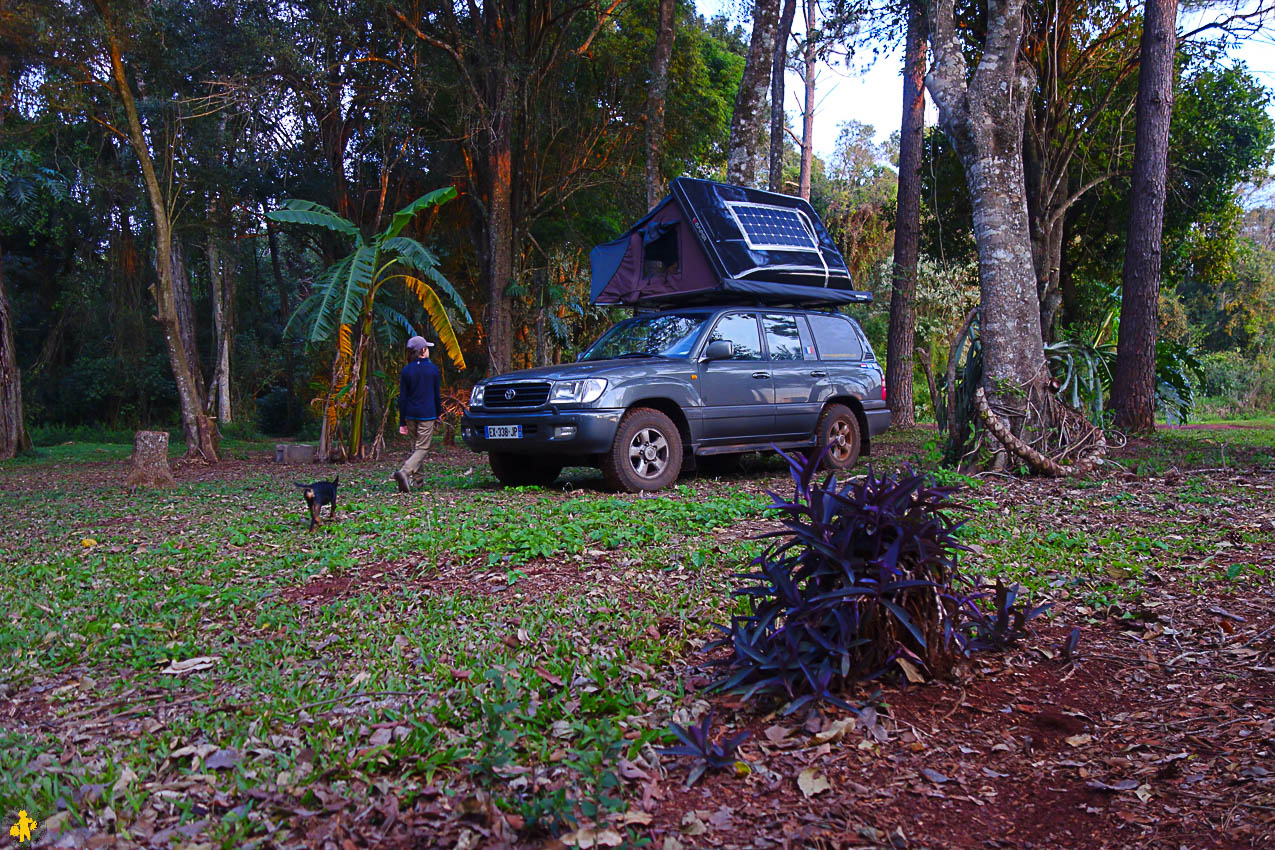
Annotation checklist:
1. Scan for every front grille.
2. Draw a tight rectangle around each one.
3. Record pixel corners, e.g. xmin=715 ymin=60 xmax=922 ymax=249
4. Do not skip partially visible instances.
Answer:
xmin=484 ymin=381 xmax=551 ymax=409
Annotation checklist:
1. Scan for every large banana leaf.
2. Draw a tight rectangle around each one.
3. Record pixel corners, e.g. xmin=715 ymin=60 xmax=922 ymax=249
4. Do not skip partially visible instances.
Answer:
xmin=287 ymin=253 xmax=353 ymax=343
xmin=400 ymin=275 xmax=466 ymax=370
xmin=384 ymin=186 xmax=457 ymax=241
xmin=268 ymin=200 xmax=361 ymax=240
xmin=382 ymin=236 xmax=472 ymax=322
xmin=336 ymin=245 xmax=378 ymax=326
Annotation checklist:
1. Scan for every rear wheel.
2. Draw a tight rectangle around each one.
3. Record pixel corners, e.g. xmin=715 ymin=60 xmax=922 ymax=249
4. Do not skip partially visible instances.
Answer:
xmin=489 ymin=452 xmax=564 ymax=487
xmin=815 ymin=403 xmax=861 ymax=470
xmin=602 ymin=408 xmax=683 ymax=492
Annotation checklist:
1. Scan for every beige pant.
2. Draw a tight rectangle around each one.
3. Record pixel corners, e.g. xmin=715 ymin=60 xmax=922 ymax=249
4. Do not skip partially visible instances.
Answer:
xmin=399 ymin=419 xmax=436 ymax=484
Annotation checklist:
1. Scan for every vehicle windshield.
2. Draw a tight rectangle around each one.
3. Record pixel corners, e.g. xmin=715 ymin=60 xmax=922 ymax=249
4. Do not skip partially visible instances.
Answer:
xmin=580 ymin=313 xmax=708 ymax=361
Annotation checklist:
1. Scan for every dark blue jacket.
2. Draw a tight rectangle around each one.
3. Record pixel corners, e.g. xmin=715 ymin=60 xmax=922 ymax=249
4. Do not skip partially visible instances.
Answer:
xmin=399 ymin=358 xmax=443 ymax=424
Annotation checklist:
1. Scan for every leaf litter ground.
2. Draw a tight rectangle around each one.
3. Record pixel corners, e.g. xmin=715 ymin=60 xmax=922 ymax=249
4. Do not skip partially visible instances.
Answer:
xmin=0 ymin=425 xmax=1272 ymax=849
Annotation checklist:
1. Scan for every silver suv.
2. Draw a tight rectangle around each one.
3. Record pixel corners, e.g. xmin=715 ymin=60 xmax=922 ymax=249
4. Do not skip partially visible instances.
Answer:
xmin=461 ymin=306 xmax=889 ymax=492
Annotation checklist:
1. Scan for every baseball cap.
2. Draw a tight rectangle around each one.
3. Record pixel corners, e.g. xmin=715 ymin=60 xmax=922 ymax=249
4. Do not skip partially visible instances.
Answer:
xmin=406 ymin=335 xmax=435 ymax=350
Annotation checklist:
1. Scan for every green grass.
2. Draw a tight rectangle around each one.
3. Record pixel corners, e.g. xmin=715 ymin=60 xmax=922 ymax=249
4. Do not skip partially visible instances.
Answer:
xmin=1 ymin=419 xmax=1272 ymax=844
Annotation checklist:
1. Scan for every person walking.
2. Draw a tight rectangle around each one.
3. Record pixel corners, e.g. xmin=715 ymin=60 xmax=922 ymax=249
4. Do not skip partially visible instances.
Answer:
xmin=393 ymin=335 xmax=443 ymax=492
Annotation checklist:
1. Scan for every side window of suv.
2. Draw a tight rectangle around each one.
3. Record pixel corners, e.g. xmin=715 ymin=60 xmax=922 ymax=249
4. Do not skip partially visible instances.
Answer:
xmin=762 ymin=314 xmax=804 ymax=361
xmin=708 ymin=313 xmax=762 ymax=360
xmin=808 ymin=314 xmax=864 ymax=361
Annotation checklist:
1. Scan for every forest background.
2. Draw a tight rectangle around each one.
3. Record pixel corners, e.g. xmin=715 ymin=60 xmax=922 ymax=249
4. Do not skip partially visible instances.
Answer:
xmin=1 ymin=0 xmax=1273 ymax=457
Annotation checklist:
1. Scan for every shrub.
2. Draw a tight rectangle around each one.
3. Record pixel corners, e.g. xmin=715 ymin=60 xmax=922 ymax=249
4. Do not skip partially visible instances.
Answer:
xmin=710 ymin=451 xmax=1048 ymax=712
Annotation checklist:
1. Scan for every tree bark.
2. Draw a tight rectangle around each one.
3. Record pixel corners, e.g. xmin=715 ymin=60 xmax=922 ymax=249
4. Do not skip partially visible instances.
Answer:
xmin=92 ymin=0 xmax=218 ymax=462
xmin=797 ymin=0 xmax=817 ymax=200
xmin=768 ymin=0 xmax=797 ymax=192
xmin=1112 ymin=0 xmax=1178 ymax=433
xmin=646 ymin=0 xmax=677 ymax=209
xmin=727 ymin=0 xmax=782 ymax=185
xmin=206 ymin=229 xmax=232 ymax=425
xmin=927 ymin=0 xmax=1048 ymax=419
xmin=484 ymin=106 xmax=516 ymax=376
xmin=886 ymin=0 xmax=925 ymax=427
xmin=0 ymin=246 xmax=30 ymax=460
xmin=267 ymin=217 xmax=297 ymax=428
xmin=124 ymin=430 xmax=175 ymax=489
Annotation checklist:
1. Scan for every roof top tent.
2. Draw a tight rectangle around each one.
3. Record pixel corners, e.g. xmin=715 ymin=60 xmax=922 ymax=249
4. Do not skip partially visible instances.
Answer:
xmin=589 ymin=177 xmax=872 ymax=309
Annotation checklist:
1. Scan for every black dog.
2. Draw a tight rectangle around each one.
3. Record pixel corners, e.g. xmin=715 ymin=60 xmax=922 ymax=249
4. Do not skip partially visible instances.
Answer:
xmin=294 ymin=477 xmax=339 ymax=531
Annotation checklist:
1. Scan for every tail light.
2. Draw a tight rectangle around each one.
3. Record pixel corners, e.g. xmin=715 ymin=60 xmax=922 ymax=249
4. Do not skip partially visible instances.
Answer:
xmin=882 ymin=383 xmax=887 ymax=402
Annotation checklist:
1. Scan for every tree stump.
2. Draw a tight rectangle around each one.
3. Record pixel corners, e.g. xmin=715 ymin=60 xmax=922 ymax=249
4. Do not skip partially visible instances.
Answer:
xmin=125 ymin=430 xmax=175 ymax=489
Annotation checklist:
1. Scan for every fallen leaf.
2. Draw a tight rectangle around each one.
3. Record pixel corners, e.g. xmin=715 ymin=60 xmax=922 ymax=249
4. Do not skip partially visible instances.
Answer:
xmin=160 ymin=656 xmax=221 ymax=675
xmin=811 ymin=717 xmax=855 ymax=745
xmin=1066 ymin=734 xmax=1092 ymax=747
xmin=203 ymin=748 xmax=240 ymax=771
xmin=368 ymin=728 xmax=393 ymax=747
xmin=798 ymin=767 xmax=831 ymax=797
xmin=679 ymin=811 xmax=707 ymax=836
xmin=920 ymin=767 xmax=950 ymax=784
xmin=621 ymin=809 xmax=652 ymax=826
xmin=81 ymin=538 xmax=98 ymax=548
xmin=764 ymin=724 xmax=794 ymax=745
xmin=897 ymin=657 xmax=926 ymax=683
xmin=562 ymin=826 xmax=624 ymax=848
xmin=112 ymin=766 xmax=139 ymax=795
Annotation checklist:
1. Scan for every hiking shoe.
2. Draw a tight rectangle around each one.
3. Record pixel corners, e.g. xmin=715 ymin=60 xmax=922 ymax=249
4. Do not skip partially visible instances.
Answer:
xmin=392 ymin=470 xmax=410 ymax=493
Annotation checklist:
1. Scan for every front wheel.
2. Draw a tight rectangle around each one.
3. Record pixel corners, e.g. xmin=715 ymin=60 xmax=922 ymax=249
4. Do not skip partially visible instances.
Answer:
xmin=602 ymin=408 xmax=683 ymax=492
xmin=815 ymin=403 xmax=862 ymax=470
xmin=489 ymin=452 xmax=564 ymax=487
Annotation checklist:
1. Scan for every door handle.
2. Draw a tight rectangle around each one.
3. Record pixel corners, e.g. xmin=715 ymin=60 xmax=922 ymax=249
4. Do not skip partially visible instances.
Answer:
xmin=752 ymin=371 xmax=770 ymax=379
xmin=809 ymin=371 xmax=827 ymax=378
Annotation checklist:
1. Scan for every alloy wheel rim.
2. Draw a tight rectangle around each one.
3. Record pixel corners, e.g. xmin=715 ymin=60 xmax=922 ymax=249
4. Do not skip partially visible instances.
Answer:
xmin=628 ymin=427 xmax=670 ymax=479
xmin=828 ymin=420 xmax=852 ymax=462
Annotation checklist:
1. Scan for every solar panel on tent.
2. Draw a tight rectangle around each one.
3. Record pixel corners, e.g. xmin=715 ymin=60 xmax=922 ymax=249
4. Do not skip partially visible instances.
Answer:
xmin=726 ymin=202 xmax=819 ymax=252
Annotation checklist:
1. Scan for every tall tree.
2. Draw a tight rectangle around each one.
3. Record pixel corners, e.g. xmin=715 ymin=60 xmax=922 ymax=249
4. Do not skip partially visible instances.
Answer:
xmin=646 ymin=0 xmax=677 ymax=208
xmin=885 ymin=0 xmax=925 ymax=426
xmin=394 ymin=0 xmax=626 ymax=376
xmin=89 ymin=0 xmax=219 ymax=461
xmin=926 ymin=0 xmax=1049 ymax=424
xmin=797 ymin=0 xmax=818 ymax=199
xmin=768 ymin=0 xmax=798 ymax=192
xmin=727 ymin=0 xmax=782 ymax=185
xmin=0 ymin=10 xmax=31 ymax=459
xmin=1111 ymin=0 xmax=1178 ymax=432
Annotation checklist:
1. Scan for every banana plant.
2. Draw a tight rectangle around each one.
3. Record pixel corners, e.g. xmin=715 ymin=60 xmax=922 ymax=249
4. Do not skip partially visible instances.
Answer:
xmin=268 ymin=187 xmax=471 ymax=459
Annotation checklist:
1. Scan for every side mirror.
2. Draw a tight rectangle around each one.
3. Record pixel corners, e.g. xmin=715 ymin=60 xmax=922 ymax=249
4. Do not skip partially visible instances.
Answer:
xmin=702 ymin=339 xmax=734 ymax=361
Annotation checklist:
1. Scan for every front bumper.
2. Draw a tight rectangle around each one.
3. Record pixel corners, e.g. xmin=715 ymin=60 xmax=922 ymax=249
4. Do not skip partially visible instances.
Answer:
xmin=461 ymin=408 xmax=622 ymax=456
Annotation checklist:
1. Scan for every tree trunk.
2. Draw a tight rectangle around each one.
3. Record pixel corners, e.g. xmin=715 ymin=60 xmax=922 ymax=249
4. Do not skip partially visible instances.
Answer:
xmin=267 ymin=217 xmax=297 ymax=428
xmin=645 ymin=0 xmax=677 ymax=209
xmin=124 ymin=430 xmax=175 ymax=489
xmin=727 ymin=0 xmax=782 ymax=185
xmin=886 ymin=0 xmax=925 ymax=427
xmin=92 ymin=0 xmax=218 ymax=462
xmin=768 ymin=0 xmax=797 ymax=192
xmin=484 ymin=106 xmax=516 ymax=376
xmin=206 ymin=231 xmax=233 ymax=424
xmin=1112 ymin=0 xmax=1178 ymax=433
xmin=0 ymin=246 xmax=30 ymax=460
xmin=797 ymin=0 xmax=817 ymax=200
xmin=927 ymin=0 xmax=1048 ymax=420
xmin=348 ymin=302 xmax=375 ymax=458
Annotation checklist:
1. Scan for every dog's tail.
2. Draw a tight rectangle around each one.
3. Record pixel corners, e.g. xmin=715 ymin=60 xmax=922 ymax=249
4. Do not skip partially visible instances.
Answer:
xmin=332 ymin=475 xmax=339 ymax=486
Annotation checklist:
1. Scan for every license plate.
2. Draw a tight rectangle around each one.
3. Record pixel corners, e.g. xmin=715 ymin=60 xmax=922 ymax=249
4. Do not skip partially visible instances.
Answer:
xmin=486 ymin=425 xmax=522 ymax=439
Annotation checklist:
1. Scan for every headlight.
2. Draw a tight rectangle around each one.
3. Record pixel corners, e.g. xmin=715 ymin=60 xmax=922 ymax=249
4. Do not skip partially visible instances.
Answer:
xmin=469 ymin=385 xmax=485 ymax=407
xmin=549 ymin=378 xmax=608 ymax=404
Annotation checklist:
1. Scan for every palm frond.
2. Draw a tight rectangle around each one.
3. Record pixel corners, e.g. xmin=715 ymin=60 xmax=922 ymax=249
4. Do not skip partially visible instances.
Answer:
xmin=401 ymin=276 xmax=467 ymax=370
xmin=381 ymin=237 xmax=472 ymax=322
xmin=336 ymin=245 xmax=377 ymax=326
xmin=286 ymin=254 xmax=353 ymax=344
xmin=384 ymin=186 xmax=458 ymax=240
xmin=373 ymin=303 xmax=416 ymax=345
xmin=267 ymin=200 xmax=361 ymax=240
xmin=337 ymin=323 xmax=354 ymax=360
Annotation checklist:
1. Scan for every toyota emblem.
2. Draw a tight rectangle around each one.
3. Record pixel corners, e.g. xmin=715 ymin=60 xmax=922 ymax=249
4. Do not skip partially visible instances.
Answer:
xmin=504 ymin=388 xmax=516 ymax=400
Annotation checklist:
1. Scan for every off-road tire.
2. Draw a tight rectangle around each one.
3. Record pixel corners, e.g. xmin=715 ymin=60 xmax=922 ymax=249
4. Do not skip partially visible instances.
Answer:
xmin=815 ymin=403 xmax=862 ymax=470
xmin=489 ymin=452 xmax=564 ymax=487
xmin=602 ymin=408 xmax=683 ymax=492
